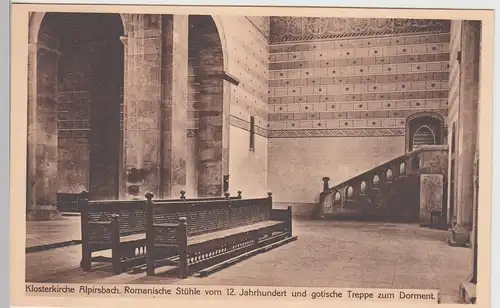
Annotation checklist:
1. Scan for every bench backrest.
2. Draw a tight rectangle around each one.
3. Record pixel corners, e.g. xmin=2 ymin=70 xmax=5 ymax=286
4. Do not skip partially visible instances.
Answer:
xmin=79 ymin=191 xmax=243 ymax=238
xmin=56 ymin=193 xmax=80 ymax=212
xmin=147 ymin=194 xmax=273 ymax=237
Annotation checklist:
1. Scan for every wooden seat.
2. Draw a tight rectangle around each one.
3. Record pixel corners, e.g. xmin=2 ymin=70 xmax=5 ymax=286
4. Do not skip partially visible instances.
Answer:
xmin=145 ymin=193 xmax=295 ymax=278
xmin=188 ymin=220 xmax=283 ymax=246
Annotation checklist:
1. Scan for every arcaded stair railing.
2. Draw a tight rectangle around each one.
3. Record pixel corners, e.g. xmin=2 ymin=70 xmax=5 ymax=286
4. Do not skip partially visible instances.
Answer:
xmin=315 ymin=145 xmax=449 ymax=223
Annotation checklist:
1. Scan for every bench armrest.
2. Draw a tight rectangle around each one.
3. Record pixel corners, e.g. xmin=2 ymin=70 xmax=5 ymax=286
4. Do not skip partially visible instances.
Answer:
xmin=149 ymin=223 xmax=182 ymax=245
xmin=86 ymin=220 xmax=116 ymax=244
xmin=270 ymin=208 xmax=289 ymax=221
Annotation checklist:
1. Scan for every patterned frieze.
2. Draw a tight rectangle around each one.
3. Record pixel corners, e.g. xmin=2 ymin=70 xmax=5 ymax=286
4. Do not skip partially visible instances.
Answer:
xmin=269 ymin=61 xmax=449 ymax=80
xmin=269 ymin=32 xmax=450 ymax=51
xmin=269 ymin=90 xmax=448 ymax=104
xmin=269 ymin=17 xmax=450 ymax=42
xmin=269 ymin=53 xmax=449 ymax=70
xmin=269 ymin=72 xmax=448 ymax=88
xmin=268 ymin=127 xmax=406 ymax=138
xmin=269 ymin=99 xmax=447 ymax=114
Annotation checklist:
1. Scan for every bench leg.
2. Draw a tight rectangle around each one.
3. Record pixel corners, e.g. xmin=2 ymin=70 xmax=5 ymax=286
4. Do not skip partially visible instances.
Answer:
xmin=146 ymin=249 xmax=155 ymax=276
xmin=80 ymin=248 xmax=92 ymax=272
xmin=179 ymin=248 xmax=188 ymax=279
xmin=112 ymin=249 xmax=122 ymax=275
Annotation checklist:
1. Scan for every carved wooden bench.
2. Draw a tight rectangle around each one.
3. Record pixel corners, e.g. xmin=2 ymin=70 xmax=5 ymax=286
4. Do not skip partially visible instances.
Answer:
xmin=78 ymin=190 xmax=242 ymax=274
xmin=145 ymin=192 xmax=296 ymax=278
xmin=56 ymin=192 xmax=80 ymax=213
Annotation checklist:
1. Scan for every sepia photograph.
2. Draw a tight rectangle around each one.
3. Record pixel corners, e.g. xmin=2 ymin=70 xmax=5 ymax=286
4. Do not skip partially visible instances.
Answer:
xmin=10 ymin=3 xmax=494 ymax=307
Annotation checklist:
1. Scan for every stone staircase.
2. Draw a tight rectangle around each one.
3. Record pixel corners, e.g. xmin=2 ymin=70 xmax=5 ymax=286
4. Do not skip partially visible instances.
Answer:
xmin=315 ymin=145 xmax=448 ymax=224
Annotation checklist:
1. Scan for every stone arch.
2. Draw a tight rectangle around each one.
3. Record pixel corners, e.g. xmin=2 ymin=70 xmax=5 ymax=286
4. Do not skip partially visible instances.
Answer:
xmin=405 ymin=112 xmax=445 ymax=152
xmin=28 ymin=12 xmax=129 ymax=44
xmin=209 ymin=16 xmax=229 ymax=71
xmin=27 ymin=12 xmax=125 ymax=213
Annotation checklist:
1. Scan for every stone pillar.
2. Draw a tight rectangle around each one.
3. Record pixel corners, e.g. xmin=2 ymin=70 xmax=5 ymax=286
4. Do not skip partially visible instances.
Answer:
xmin=159 ymin=15 xmax=188 ymax=198
xmin=26 ymin=38 xmax=62 ymax=220
xmin=456 ymin=21 xmax=480 ymax=230
xmin=121 ymin=14 xmax=163 ymax=199
xmin=196 ymin=69 xmax=224 ymax=196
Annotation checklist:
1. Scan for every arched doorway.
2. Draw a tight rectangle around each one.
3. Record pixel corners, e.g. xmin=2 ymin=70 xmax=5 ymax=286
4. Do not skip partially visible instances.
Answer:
xmin=405 ymin=113 xmax=445 ymax=152
xmin=28 ymin=12 xmax=125 ymax=209
xmin=187 ymin=15 xmax=225 ymax=197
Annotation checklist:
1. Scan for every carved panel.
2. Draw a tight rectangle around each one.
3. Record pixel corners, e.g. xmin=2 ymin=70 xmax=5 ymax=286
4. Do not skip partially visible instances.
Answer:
xmin=419 ymin=173 xmax=444 ymax=220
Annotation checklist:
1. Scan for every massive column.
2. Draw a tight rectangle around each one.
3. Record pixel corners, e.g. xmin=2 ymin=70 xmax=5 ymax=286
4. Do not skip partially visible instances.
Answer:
xmin=456 ymin=21 xmax=481 ymax=230
xmin=121 ymin=14 xmax=188 ymax=199
xmin=26 ymin=33 xmax=61 ymax=220
xmin=160 ymin=15 xmax=189 ymax=198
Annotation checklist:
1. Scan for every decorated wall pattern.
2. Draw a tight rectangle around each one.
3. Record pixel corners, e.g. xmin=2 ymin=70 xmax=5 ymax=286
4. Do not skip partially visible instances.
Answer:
xmin=223 ymin=16 xmax=270 ymax=137
xmin=270 ymin=17 xmax=450 ymax=42
xmin=267 ymin=31 xmax=451 ymax=137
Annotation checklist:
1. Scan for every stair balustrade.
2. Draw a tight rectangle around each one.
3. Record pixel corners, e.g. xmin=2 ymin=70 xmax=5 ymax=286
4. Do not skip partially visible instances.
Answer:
xmin=316 ymin=145 xmax=448 ymax=223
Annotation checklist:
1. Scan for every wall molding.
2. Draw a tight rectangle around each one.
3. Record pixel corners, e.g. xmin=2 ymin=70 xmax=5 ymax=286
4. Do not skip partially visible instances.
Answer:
xmin=268 ymin=128 xmax=406 ymax=138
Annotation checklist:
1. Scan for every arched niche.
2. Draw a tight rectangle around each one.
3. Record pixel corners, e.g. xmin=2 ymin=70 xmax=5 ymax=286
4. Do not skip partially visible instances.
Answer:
xmin=405 ymin=112 xmax=445 ymax=152
xmin=27 ymin=12 xmax=125 ymax=209
xmin=360 ymin=181 xmax=367 ymax=194
xmin=399 ymin=162 xmax=406 ymax=175
xmin=345 ymin=186 xmax=354 ymax=199
xmin=333 ymin=191 xmax=341 ymax=205
xmin=386 ymin=168 xmax=393 ymax=181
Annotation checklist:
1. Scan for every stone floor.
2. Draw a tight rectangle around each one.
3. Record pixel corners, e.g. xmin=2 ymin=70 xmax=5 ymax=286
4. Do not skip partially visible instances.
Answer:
xmin=25 ymin=219 xmax=471 ymax=303
xmin=26 ymin=215 xmax=81 ymax=248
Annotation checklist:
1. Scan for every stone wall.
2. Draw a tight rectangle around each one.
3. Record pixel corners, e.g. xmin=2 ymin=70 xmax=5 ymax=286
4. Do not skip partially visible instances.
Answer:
xmin=266 ymin=17 xmax=451 ymax=204
xmin=223 ymin=16 xmax=270 ymax=198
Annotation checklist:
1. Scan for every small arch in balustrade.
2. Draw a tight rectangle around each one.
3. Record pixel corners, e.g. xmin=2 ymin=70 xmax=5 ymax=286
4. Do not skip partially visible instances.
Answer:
xmin=386 ymin=169 xmax=393 ymax=182
xmin=372 ymin=174 xmax=380 ymax=187
xmin=411 ymin=156 xmax=421 ymax=170
xmin=345 ymin=186 xmax=354 ymax=200
xmin=360 ymin=181 xmax=367 ymax=195
xmin=399 ymin=162 xmax=406 ymax=176
xmin=333 ymin=191 xmax=341 ymax=204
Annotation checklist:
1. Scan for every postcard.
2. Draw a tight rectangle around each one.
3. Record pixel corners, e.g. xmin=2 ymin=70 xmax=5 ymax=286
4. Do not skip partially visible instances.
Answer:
xmin=10 ymin=3 xmax=494 ymax=307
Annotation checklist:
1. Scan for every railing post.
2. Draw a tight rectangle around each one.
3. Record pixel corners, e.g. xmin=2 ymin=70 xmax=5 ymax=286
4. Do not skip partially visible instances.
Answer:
xmin=145 ymin=192 xmax=154 ymax=276
xmin=178 ymin=217 xmax=188 ymax=279
xmin=180 ymin=190 xmax=186 ymax=200
xmin=322 ymin=177 xmax=330 ymax=192
xmin=110 ymin=213 xmax=121 ymax=274
xmin=79 ymin=191 xmax=91 ymax=271
xmin=237 ymin=190 xmax=243 ymax=199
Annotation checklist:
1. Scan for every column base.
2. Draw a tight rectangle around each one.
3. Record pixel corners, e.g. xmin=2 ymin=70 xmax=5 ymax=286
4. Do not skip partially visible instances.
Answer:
xmin=459 ymin=279 xmax=476 ymax=304
xmin=26 ymin=205 xmax=62 ymax=221
xmin=447 ymin=226 xmax=471 ymax=248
